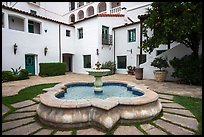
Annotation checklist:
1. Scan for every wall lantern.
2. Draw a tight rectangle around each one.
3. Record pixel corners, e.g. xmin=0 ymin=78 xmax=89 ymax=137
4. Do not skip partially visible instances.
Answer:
xmin=14 ymin=43 xmax=18 ymax=55
xmin=44 ymin=46 xmax=48 ymax=56
xmin=96 ymin=48 xmax=99 ymax=55
xmin=127 ymin=49 xmax=132 ymax=54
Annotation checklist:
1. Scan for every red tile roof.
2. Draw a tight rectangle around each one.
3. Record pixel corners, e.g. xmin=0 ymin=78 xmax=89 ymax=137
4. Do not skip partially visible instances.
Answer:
xmin=97 ymin=14 xmax=124 ymax=17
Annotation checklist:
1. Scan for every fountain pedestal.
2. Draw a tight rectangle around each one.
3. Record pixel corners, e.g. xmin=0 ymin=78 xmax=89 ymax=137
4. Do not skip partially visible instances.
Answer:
xmin=86 ymin=61 xmax=110 ymax=94
xmin=94 ymin=76 xmax=103 ymax=94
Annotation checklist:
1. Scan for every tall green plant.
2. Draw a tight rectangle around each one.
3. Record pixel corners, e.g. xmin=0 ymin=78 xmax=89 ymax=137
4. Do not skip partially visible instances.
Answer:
xmin=142 ymin=2 xmax=202 ymax=58
xmin=101 ymin=61 xmax=116 ymax=75
xmin=11 ymin=66 xmax=21 ymax=79
xmin=151 ymin=57 xmax=169 ymax=71
xmin=169 ymin=54 xmax=202 ymax=85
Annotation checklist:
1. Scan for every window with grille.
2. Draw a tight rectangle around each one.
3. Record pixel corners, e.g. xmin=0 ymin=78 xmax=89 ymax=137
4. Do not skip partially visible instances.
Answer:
xmin=128 ymin=29 xmax=136 ymax=42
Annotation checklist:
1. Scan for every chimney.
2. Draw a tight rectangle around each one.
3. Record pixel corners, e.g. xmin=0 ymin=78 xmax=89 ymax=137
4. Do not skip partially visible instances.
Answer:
xmin=121 ymin=7 xmax=128 ymax=24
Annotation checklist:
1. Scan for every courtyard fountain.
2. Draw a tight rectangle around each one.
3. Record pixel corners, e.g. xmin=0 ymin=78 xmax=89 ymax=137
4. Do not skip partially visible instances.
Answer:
xmin=86 ymin=61 xmax=110 ymax=94
xmin=36 ymin=61 xmax=162 ymax=130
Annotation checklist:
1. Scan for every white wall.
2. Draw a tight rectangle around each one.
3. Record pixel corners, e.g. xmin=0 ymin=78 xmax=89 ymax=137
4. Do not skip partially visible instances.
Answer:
xmin=2 ymin=8 xmax=74 ymax=75
xmin=97 ymin=16 xmax=127 ymax=65
xmin=72 ymin=17 xmax=99 ymax=74
xmin=114 ymin=23 xmax=141 ymax=74
xmin=140 ymin=43 xmax=202 ymax=81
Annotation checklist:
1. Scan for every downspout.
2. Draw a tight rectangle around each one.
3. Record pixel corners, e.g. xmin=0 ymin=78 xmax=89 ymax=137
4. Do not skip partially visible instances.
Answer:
xmin=139 ymin=21 xmax=142 ymax=66
xmin=113 ymin=29 xmax=116 ymax=74
xmin=59 ymin=24 xmax=61 ymax=62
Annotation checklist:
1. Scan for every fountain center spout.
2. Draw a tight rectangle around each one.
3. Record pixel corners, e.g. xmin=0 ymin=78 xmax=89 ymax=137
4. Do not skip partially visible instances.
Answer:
xmin=95 ymin=61 xmax=101 ymax=70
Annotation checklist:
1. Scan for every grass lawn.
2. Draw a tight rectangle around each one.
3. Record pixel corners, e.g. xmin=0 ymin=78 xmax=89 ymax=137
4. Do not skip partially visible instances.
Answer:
xmin=2 ymin=83 xmax=58 ymax=114
xmin=173 ymin=95 xmax=202 ymax=135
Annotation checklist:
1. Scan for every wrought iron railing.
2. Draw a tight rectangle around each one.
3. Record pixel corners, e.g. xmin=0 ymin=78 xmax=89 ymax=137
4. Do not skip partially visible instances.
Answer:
xmin=102 ymin=34 xmax=112 ymax=45
xmin=110 ymin=6 xmax=121 ymax=14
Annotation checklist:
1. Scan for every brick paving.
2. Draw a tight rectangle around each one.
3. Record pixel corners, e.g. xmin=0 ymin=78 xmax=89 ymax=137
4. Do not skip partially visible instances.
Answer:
xmin=2 ymin=73 xmax=201 ymax=135
xmin=158 ymin=98 xmax=174 ymax=103
xmin=34 ymin=129 xmax=53 ymax=135
xmin=54 ymin=131 xmax=72 ymax=135
xmin=2 ymin=122 xmax=42 ymax=135
xmin=161 ymin=113 xmax=198 ymax=130
xmin=140 ymin=123 xmax=167 ymax=135
xmin=4 ymin=111 xmax=36 ymax=120
xmin=113 ymin=126 xmax=144 ymax=135
xmin=2 ymin=104 xmax=9 ymax=116
xmin=15 ymin=104 xmax=39 ymax=112
xmin=163 ymin=108 xmax=195 ymax=117
xmin=11 ymin=100 xmax=36 ymax=108
xmin=2 ymin=117 xmax=35 ymax=131
xmin=76 ymin=128 xmax=106 ymax=135
xmin=158 ymin=94 xmax=174 ymax=100
xmin=153 ymin=119 xmax=194 ymax=135
xmin=162 ymin=103 xmax=186 ymax=109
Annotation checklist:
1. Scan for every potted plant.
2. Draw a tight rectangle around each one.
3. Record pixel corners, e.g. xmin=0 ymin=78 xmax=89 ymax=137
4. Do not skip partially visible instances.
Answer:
xmin=127 ymin=66 xmax=134 ymax=75
xmin=151 ymin=57 xmax=169 ymax=82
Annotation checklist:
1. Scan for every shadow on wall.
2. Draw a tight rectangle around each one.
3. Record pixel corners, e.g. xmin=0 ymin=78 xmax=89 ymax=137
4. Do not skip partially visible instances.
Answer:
xmin=140 ymin=43 xmax=202 ymax=81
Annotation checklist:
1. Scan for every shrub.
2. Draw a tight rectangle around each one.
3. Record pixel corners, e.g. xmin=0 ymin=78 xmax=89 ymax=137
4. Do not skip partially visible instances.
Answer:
xmin=101 ymin=61 xmax=116 ymax=75
xmin=39 ymin=62 xmax=66 ymax=76
xmin=2 ymin=71 xmax=14 ymax=82
xmin=169 ymin=54 xmax=202 ymax=85
xmin=151 ymin=57 xmax=169 ymax=71
xmin=18 ymin=69 xmax=29 ymax=80
xmin=11 ymin=66 xmax=21 ymax=80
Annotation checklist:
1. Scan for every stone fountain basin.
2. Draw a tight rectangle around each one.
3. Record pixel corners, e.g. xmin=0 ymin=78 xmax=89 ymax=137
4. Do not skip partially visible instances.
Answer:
xmin=86 ymin=69 xmax=110 ymax=77
xmin=36 ymin=80 xmax=162 ymax=130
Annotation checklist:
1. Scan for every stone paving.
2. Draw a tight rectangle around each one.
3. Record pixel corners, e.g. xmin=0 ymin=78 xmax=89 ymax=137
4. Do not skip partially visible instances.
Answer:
xmin=2 ymin=73 xmax=201 ymax=135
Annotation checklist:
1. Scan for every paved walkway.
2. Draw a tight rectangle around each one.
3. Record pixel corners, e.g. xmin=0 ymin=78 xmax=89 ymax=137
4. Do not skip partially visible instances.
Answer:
xmin=2 ymin=73 xmax=202 ymax=98
xmin=2 ymin=73 xmax=202 ymax=135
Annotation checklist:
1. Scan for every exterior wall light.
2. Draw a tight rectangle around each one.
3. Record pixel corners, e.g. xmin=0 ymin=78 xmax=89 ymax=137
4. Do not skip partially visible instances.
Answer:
xmin=96 ymin=48 xmax=99 ymax=55
xmin=44 ymin=46 xmax=48 ymax=56
xmin=14 ymin=43 xmax=18 ymax=55
xmin=127 ymin=49 xmax=132 ymax=54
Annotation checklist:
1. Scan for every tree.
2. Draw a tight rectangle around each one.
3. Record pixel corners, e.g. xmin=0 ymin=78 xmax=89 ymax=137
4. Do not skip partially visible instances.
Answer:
xmin=142 ymin=2 xmax=202 ymax=58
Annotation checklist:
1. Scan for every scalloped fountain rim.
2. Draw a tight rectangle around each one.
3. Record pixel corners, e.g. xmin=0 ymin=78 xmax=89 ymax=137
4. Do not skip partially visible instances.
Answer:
xmin=37 ymin=80 xmax=162 ymax=129
xmin=39 ymin=80 xmax=159 ymax=110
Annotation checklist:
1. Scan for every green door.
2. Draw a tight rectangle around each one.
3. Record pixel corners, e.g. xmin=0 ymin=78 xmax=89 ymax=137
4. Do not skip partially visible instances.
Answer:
xmin=25 ymin=55 xmax=35 ymax=75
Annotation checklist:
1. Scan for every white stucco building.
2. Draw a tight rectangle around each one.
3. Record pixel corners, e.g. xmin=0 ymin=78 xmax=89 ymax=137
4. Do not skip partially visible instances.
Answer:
xmin=2 ymin=2 xmax=202 ymax=80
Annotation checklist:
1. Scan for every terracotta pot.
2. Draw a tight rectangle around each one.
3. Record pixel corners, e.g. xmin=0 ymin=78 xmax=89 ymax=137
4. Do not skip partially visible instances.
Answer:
xmin=154 ymin=70 xmax=168 ymax=82
xmin=135 ymin=68 xmax=143 ymax=80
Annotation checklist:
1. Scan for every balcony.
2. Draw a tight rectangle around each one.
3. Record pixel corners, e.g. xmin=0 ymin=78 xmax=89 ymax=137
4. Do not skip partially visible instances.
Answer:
xmin=102 ymin=34 xmax=112 ymax=45
xmin=110 ymin=6 xmax=121 ymax=14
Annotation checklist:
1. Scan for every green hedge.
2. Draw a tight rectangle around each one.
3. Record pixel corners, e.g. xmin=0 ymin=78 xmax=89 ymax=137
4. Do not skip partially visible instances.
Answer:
xmin=169 ymin=54 xmax=202 ymax=85
xmin=39 ymin=62 xmax=66 ymax=76
xmin=2 ymin=71 xmax=14 ymax=82
xmin=2 ymin=69 xmax=29 ymax=82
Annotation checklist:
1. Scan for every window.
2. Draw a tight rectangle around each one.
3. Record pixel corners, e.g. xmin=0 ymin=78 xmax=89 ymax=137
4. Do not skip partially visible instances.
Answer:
xmin=66 ymin=30 xmax=70 ymax=37
xmin=28 ymin=20 xmax=40 ymax=34
xmin=78 ymin=28 xmax=83 ymax=39
xmin=78 ymin=2 xmax=84 ymax=8
xmin=2 ymin=13 xmax=4 ymax=28
xmin=156 ymin=50 xmax=167 ymax=56
xmin=117 ymin=56 xmax=126 ymax=69
xmin=30 ymin=10 xmax=37 ymax=15
xmin=128 ymin=29 xmax=136 ymax=42
xmin=70 ymin=2 xmax=75 ymax=11
xmin=137 ymin=54 xmax=146 ymax=64
xmin=83 ymin=55 xmax=91 ymax=68
xmin=8 ymin=15 xmax=24 ymax=31
xmin=102 ymin=25 xmax=110 ymax=45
